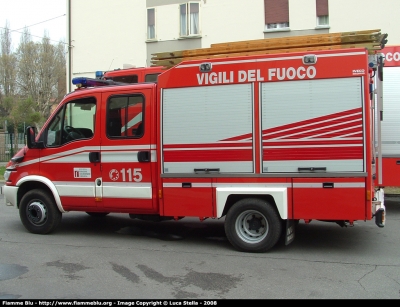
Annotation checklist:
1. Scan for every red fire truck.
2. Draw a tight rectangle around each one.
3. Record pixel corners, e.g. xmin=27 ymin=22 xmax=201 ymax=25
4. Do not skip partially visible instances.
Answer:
xmin=1 ymin=47 xmax=386 ymax=253
xmin=374 ymin=46 xmax=400 ymax=188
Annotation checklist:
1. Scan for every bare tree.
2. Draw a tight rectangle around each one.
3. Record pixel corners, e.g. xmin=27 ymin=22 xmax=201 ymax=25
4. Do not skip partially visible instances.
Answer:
xmin=36 ymin=34 xmax=66 ymax=120
xmin=0 ymin=24 xmax=66 ymax=158
xmin=16 ymin=28 xmax=66 ymax=130
xmin=0 ymin=22 xmax=17 ymax=122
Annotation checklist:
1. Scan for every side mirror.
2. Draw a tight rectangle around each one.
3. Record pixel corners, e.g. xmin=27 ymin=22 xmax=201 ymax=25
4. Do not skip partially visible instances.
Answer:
xmin=26 ymin=126 xmax=44 ymax=149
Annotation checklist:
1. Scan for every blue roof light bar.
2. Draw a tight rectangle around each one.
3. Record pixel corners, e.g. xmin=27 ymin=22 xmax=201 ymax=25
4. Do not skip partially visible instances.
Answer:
xmin=72 ymin=77 xmax=116 ymax=88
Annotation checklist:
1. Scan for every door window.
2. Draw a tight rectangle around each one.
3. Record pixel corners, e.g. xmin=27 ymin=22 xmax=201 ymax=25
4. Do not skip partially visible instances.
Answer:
xmin=107 ymin=94 xmax=144 ymax=138
xmin=46 ymin=97 xmax=96 ymax=146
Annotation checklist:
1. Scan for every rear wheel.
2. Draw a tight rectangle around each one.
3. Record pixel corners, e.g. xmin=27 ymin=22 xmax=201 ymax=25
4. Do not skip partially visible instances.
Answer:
xmin=19 ymin=189 xmax=62 ymax=234
xmin=225 ymin=198 xmax=282 ymax=253
xmin=86 ymin=212 xmax=110 ymax=217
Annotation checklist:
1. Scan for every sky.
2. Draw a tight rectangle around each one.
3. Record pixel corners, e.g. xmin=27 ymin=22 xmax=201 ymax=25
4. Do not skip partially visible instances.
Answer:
xmin=0 ymin=0 xmax=66 ymax=48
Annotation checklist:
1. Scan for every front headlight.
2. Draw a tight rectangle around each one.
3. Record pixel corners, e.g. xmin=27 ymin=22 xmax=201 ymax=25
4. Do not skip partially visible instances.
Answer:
xmin=4 ymin=170 xmax=11 ymax=181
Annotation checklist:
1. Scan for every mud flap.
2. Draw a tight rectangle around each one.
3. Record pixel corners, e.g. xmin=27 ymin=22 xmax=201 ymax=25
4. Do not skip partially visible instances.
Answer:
xmin=285 ymin=219 xmax=296 ymax=245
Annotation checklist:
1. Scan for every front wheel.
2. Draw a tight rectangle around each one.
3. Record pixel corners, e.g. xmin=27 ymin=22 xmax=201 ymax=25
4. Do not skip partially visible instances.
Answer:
xmin=19 ymin=189 xmax=62 ymax=234
xmin=224 ymin=198 xmax=282 ymax=253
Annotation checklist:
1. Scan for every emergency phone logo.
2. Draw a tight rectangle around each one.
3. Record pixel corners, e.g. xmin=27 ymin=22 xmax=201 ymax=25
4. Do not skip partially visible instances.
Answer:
xmin=73 ymin=168 xmax=92 ymax=178
xmin=109 ymin=169 xmax=119 ymax=181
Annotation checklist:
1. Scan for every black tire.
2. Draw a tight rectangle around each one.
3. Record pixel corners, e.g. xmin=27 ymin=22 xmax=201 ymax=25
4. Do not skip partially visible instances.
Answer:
xmin=224 ymin=198 xmax=283 ymax=253
xmin=19 ymin=189 xmax=62 ymax=234
xmin=86 ymin=212 xmax=110 ymax=217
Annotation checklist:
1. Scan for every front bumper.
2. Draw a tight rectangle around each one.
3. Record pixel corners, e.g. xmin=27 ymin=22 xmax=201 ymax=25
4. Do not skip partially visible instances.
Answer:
xmin=1 ymin=184 xmax=18 ymax=207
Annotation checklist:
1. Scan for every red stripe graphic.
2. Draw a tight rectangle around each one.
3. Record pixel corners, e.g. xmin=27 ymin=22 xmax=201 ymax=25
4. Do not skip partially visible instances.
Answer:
xmin=263 ymin=146 xmax=363 ymax=161
xmin=163 ymin=148 xmax=252 ymax=162
xmin=262 ymin=108 xmax=364 ymax=160
xmin=163 ymin=108 xmax=364 ymax=162
xmin=262 ymin=108 xmax=362 ymax=140
xmin=163 ymin=142 xmax=251 ymax=149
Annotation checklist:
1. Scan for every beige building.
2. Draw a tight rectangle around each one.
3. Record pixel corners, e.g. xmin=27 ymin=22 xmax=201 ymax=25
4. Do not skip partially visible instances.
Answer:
xmin=66 ymin=0 xmax=399 ymax=91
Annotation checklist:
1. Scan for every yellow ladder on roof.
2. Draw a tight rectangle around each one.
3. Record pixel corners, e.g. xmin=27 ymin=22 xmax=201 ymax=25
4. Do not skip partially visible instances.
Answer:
xmin=151 ymin=29 xmax=388 ymax=69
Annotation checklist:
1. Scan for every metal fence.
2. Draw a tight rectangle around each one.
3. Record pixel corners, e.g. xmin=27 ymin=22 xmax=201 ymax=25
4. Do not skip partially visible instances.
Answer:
xmin=0 ymin=131 xmax=26 ymax=162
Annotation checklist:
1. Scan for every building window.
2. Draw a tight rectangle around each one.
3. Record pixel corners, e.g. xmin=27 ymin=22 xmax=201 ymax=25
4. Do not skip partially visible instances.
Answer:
xmin=266 ymin=22 xmax=289 ymax=29
xmin=264 ymin=0 xmax=289 ymax=31
xmin=147 ymin=8 xmax=156 ymax=40
xmin=316 ymin=0 xmax=329 ymax=26
xmin=180 ymin=2 xmax=200 ymax=37
xmin=317 ymin=15 xmax=329 ymax=26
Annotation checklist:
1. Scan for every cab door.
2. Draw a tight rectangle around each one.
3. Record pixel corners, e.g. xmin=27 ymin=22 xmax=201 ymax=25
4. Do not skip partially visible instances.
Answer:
xmin=99 ymin=87 xmax=156 ymax=212
xmin=40 ymin=95 xmax=102 ymax=211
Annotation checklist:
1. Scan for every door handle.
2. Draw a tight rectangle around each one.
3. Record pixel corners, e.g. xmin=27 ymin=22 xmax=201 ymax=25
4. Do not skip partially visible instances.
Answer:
xmin=298 ymin=167 xmax=326 ymax=172
xmin=194 ymin=168 xmax=220 ymax=173
xmin=89 ymin=152 xmax=101 ymax=163
xmin=138 ymin=151 xmax=150 ymax=162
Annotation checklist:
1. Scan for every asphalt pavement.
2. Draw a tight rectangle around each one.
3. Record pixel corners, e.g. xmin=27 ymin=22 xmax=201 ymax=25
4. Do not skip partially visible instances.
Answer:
xmin=0 ymin=186 xmax=399 ymax=299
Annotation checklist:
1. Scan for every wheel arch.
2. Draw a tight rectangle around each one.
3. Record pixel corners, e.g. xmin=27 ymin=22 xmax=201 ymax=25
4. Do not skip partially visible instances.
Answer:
xmin=16 ymin=176 xmax=66 ymax=213
xmin=217 ymin=187 xmax=287 ymax=219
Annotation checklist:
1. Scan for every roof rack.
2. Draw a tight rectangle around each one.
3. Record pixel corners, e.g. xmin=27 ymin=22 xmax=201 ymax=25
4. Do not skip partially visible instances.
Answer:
xmin=151 ymin=29 xmax=388 ymax=69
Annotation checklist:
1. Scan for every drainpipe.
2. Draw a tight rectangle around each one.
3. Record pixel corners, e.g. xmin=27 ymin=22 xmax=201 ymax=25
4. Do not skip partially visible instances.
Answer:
xmin=67 ymin=0 xmax=72 ymax=93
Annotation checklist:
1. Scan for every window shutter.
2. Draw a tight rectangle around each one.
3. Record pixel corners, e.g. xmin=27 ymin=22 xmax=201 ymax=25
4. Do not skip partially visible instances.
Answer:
xmin=316 ymin=0 xmax=328 ymax=16
xmin=190 ymin=3 xmax=199 ymax=13
xmin=148 ymin=9 xmax=155 ymax=26
xmin=180 ymin=4 xmax=187 ymax=14
xmin=264 ymin=0 xmax=289 ymax=24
